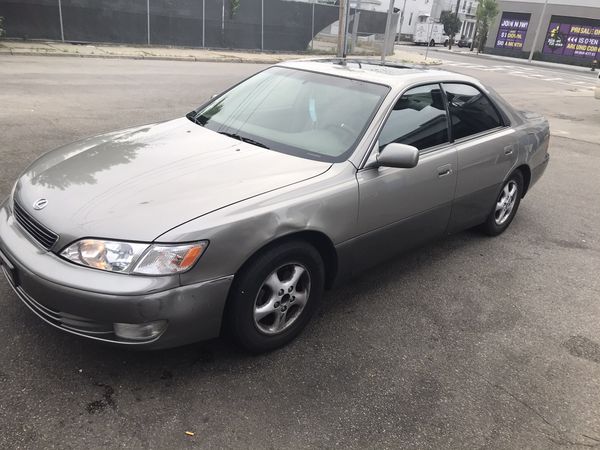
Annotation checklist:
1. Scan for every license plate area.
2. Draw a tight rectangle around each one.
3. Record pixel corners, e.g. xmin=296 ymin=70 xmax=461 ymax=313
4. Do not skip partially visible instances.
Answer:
xmin=0 ymin=249 xmax=19 ymax=287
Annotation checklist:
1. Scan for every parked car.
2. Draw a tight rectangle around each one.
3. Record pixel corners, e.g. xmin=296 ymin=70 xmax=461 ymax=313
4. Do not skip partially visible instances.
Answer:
xmin=0 ymin=59 xmax=550 ymax=352
xmin=457 ymin=36 xmax=473 ymax=48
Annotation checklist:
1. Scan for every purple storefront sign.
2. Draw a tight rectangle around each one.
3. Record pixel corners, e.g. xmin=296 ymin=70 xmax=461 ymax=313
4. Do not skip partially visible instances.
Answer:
xmin=495 ymin=12 xmax=530 ymax=50
xmin=543 ymin=17 xmax=600 ymax=60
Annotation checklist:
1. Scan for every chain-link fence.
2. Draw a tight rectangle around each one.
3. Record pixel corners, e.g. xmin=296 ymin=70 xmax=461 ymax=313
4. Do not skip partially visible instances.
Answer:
xmin=0 ymin=0 xmax=391 ymax=53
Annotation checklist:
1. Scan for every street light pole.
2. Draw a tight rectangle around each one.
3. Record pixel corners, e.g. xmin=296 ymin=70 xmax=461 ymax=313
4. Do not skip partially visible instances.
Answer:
xmin=381 ymin=0 xmax=396 ymax=64
xmin=398 ymin=0 xmax=407 ymax=37
xmin=344 ymin=0 xmax=352 ymax=56
xmin=528 ymin=0 xmax=549 ymax=62
xmin=57 ymin=0 xmax=65 ymax=42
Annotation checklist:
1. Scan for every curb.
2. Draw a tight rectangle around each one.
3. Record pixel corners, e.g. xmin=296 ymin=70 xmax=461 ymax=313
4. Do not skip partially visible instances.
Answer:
xmin=0 ymin=46 xmax=443 ymax=66
xmin=0 ymin=49 xmax=292 ymax=64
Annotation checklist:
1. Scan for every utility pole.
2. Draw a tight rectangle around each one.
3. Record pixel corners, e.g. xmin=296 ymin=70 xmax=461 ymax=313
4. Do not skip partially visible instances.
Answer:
xmin=337 ymin=0 xmax=348 ymax=58
xmin=381 ymin=0 xmax=396 ymax=63
xmin=528 ymin=0 xmax=549 ymax=62
xmin=344 ymin=0 xmax=351 ymax=55
xmin=398 ymin=0 xmax=407 ymax=37
xmin=351 ymin=0 xmax=362 ymax=52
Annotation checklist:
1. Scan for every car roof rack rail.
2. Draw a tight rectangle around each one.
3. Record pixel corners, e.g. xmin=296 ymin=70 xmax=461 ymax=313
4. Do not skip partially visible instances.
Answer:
xmin=306 ymin=57 xmax=418 ymax=71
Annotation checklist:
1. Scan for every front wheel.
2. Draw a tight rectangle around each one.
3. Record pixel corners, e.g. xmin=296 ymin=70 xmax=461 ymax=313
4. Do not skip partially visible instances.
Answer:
xmin=481 ymin=170 xmax=524 ymax=236
xmin=225 ymin=241 xmax=325 ymax=353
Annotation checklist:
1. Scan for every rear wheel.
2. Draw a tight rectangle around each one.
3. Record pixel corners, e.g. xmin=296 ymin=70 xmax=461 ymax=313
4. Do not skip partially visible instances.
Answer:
xmin=225 ymin=241 xmax=324 ymax=353
xmin=430 ymin=39 xmax=436 ymax=47
xmin=481 ymin=170 xmax=524 ymax=236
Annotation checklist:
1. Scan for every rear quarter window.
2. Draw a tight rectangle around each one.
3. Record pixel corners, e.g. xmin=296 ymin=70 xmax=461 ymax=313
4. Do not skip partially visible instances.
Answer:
xmin=442 ymin=83 xmax=504 ymax=141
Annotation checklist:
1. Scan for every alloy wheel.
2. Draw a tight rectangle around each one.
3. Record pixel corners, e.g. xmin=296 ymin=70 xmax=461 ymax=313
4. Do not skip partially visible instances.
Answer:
xmin=253 ymin=263 xmax=311 ymax=335
xmin=494 ymin=180 xmax=518 ymax=225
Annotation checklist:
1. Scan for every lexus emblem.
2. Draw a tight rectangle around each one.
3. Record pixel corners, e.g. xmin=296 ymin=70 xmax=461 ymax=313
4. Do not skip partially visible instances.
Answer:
xmin=33 ymin=198 xmax=48 ymax=210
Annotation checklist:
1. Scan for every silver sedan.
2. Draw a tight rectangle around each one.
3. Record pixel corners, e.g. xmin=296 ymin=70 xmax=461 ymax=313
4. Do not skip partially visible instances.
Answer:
xmin=0 ymin=59 xmax=550 ymax=352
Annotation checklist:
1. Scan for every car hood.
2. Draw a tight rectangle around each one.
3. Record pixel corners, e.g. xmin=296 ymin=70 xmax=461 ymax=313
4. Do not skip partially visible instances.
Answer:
xmin=14 ymin=118 xmax=332 ymax=245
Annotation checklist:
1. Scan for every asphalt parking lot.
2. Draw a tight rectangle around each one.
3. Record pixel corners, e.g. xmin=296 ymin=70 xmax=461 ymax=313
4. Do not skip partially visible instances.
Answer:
xmin=1 ymin=55 xmax=600 ymax=449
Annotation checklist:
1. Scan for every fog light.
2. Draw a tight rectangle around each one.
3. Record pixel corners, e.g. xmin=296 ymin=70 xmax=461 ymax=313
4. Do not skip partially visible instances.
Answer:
xmin=113 ymin=320 xmax=167 ymax=341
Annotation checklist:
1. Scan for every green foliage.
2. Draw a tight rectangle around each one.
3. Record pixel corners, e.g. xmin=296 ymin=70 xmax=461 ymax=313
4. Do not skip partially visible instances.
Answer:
xmin=475 ymin=0 xmax=499 ymax=52
xmin=440 ymin=10 xmax=462 ymax=39
xmin=229 ymin=0 xmax=240 ymax=19
xmin=0 ymin=16 xmax=5 ymax=38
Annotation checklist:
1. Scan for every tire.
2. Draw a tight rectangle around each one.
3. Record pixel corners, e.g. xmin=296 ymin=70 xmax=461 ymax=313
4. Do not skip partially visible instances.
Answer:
xmin=430 ymin=40 xmax=435 ymax=47
xmin=225 ymin=240 xmax=325 ymax=353
xmin=481 ymin=170 xmax=524 ymax=236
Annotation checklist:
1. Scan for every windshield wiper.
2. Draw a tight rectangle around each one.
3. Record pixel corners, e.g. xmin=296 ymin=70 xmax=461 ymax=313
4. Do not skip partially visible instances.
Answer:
xmin=186 ymin=111 xmax=202 ymax=125
xmin=217 ymin=131 xmax=270 ymax=149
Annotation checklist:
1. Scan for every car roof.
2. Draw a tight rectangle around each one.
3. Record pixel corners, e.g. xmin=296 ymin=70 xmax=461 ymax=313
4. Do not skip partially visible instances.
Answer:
xmin=277 ymin=58 xmax=481 ymax=90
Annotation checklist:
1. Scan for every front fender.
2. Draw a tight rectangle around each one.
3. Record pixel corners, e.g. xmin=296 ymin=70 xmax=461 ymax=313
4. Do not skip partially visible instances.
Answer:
xmin=157 ymin=162 xmax=359 ymax=286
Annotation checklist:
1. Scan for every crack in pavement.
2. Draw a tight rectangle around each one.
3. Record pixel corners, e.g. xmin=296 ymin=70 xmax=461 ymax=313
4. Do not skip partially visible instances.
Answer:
xmin=472 ymin=370 xmax=600 ymax=448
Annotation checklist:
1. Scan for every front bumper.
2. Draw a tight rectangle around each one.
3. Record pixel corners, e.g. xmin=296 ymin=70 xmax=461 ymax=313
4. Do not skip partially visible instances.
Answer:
xmin=0 ymin=202 xmax=233 ymax=349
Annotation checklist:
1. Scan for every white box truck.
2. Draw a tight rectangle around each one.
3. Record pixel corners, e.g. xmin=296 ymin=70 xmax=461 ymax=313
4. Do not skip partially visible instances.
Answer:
xmin=413 ymin=22 xmax=448 ymax=46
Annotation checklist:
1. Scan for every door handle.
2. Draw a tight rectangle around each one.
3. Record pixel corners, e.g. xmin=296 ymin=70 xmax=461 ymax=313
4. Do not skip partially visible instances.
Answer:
xmin=504 ymin=145 xmax=515 ymax=155
xmin=437 ymin=164 xmax=452 ymax=177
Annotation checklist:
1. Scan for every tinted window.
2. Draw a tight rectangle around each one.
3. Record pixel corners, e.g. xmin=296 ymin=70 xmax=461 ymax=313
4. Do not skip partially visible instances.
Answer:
xmin=442 ymin=83 xmax=503 ymax=140
xmin=378 ymin=84 xmax=449 ymax=150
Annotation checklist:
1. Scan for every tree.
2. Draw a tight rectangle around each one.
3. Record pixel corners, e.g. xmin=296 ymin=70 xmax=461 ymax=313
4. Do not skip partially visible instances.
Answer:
xmin=440 ymin=10 xmax=462 ymax=50
xmin=474 ymin=0 xmax=499 ymax=53
xmin=229 ymin=0 xmax=240 ymax=19
xmin=0 ymin=17 xmax=5 ymax=38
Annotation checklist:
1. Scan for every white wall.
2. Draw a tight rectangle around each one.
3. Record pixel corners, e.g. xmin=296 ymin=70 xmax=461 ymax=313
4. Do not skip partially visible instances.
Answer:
xmin=502 ymin=0 xmax=599 ymax=5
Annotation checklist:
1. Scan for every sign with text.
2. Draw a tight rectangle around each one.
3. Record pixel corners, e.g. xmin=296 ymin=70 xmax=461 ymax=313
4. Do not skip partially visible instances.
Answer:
xmin=495 ymin=12 xmax=530 ymax=50
xmin=542 ymin=15 xmax=600 ymax=60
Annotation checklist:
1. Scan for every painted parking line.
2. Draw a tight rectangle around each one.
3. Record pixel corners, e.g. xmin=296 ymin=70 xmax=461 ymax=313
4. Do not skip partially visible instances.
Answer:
xmin=442 ymin=60 xmax=596 ymax=90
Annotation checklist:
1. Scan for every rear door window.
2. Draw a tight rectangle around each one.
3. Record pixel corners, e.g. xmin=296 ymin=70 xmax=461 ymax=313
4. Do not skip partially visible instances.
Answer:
xmin=378 ymin=83 xmax=450 ymax=151
xmin=442 ymin=83 xmax=503 ymax=141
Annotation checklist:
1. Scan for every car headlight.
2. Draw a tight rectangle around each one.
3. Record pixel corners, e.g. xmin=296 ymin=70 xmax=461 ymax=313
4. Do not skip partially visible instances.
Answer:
xmin=60 ymin=239 xmax=208 ymax=275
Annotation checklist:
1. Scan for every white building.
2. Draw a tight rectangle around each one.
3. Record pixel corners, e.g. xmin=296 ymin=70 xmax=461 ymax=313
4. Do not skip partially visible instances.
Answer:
xmin=393 ymin=0 xmax=478 ymax=40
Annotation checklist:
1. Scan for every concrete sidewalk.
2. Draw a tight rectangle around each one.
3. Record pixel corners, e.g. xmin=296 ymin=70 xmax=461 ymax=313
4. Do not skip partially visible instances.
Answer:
xmin=0 ymin=40 xmax=442 ymax=65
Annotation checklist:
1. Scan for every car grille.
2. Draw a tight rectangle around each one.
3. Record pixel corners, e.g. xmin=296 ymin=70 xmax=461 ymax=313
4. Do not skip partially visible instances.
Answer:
xmin=13 ymin=202 xmax=59 ymax=250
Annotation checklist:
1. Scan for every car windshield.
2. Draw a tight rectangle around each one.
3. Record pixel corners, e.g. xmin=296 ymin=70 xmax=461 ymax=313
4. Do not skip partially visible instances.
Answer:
xmin=187 ymin=66 xmax=389 ymax=162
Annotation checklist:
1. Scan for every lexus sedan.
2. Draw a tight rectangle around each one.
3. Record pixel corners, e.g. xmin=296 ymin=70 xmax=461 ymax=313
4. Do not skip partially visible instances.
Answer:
xmin=0 ymin=59 xmax=550 ymax=352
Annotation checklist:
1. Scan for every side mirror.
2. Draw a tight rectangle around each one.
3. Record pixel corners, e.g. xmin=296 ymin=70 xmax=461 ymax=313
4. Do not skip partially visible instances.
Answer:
xmin=376 ymin=143 xmax=419 ymax=168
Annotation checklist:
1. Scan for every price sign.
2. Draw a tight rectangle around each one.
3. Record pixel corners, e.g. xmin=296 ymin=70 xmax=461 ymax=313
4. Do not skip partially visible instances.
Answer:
xmin=495 ymin=12 xmax=530 ymax=50
xmin=542 ymin=15 xmax=600 ymax=60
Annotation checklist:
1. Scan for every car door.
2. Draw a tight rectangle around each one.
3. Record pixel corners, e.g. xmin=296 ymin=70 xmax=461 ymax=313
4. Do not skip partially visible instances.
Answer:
xmin=441 ymin=83 xmax=519 ymax=233
xmin=350 ymin=83 xmax=458 ymax=273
